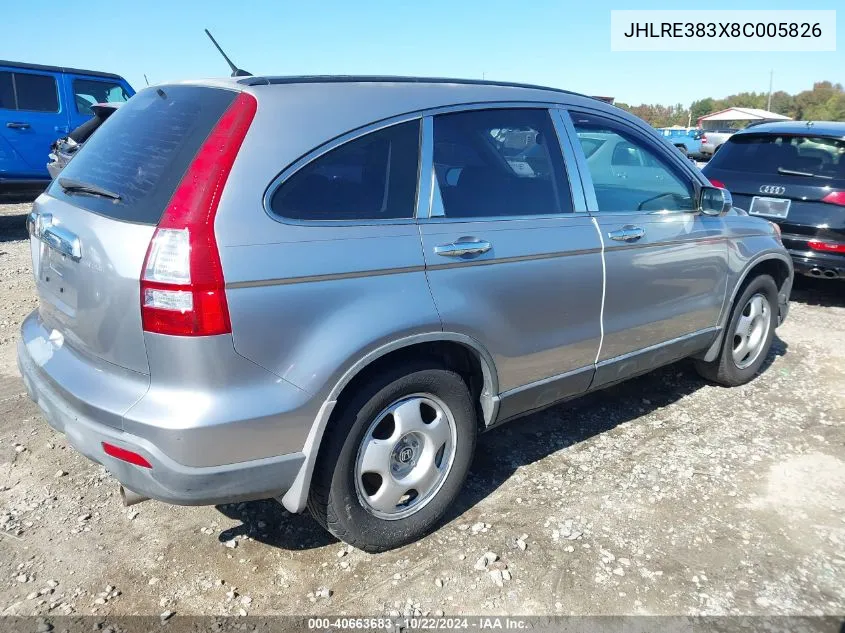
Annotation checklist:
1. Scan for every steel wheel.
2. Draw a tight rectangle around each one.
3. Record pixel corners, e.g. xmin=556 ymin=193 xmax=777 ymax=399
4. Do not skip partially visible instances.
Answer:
xmin=732 ymin=293 xmax=771 ymax=369
xmin=354 ymin=393 xmax=457 ymax=520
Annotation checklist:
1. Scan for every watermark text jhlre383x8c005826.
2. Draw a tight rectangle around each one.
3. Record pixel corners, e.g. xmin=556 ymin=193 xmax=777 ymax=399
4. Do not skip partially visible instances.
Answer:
xmin=611 ymin=10 xmax=836 ymax=52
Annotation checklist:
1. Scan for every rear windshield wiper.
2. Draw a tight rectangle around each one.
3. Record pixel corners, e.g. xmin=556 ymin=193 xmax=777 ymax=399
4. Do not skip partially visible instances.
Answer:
xmin=776 ymin=167 xmax=833 ymax=179
xmin=58 ymin=177 xmax=122 ymax=200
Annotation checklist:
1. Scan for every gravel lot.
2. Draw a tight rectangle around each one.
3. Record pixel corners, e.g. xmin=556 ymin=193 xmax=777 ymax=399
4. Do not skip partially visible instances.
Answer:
xmin=0 ymin=197 xmax=843 ymax=618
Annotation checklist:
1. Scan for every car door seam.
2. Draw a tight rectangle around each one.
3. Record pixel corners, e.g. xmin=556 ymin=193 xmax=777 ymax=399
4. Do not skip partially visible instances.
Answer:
xmin=591 ymin=216 xmax=606 ymax=368
xmin=417 ymin=222 xmax=445 ymax=331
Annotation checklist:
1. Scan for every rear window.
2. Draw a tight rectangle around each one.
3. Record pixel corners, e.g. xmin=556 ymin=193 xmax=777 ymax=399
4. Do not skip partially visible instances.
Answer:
xmin=711 ymin=133 xmax=845 ymax=181
xmin=49 ymin=85 xmax=236 ymax=224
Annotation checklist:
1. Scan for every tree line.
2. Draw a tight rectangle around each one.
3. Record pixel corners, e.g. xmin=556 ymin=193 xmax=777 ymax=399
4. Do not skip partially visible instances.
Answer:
xmin=614 ymin=81 xmax=845 ymax=128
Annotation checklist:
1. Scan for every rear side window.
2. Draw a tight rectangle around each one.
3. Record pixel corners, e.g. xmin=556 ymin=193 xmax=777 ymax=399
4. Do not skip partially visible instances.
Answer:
xmin=271 ymin=120 xmax=421 ymax=221
xmin=48 ymin=85 xmax=237 ymax=225
xmin=14 ymin=73 xmax=59 ymax=112
xmin=710 ymin=133 xmax=845 ymax=181
xmin=0 ymin=71 xmax=58 ymax=112
xmin=73 ymin=78 xmax=130 ymax=115
xmin=433 ymin=108 xmax=572 ymax=218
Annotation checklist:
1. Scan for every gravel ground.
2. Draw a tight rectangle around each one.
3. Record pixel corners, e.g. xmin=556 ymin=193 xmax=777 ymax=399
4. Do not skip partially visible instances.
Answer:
xmin=0 ymin=198 xmax=843 ymax=618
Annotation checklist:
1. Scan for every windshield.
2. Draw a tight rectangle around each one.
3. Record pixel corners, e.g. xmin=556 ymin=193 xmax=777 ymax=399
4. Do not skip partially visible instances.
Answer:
xmin=710 ymin=133 xmax=845 ymax=180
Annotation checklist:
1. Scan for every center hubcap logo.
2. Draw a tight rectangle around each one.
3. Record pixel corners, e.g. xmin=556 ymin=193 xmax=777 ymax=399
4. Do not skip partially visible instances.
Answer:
xmin=398 ymin=447 xmax=414 ymax=463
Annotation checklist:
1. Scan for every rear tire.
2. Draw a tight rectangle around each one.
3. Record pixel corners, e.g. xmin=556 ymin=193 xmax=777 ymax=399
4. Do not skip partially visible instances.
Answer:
xmin=307 ymin=361 xmax=477 ymax=552
xmin=695 ymin=274 xmax=778 ymax=386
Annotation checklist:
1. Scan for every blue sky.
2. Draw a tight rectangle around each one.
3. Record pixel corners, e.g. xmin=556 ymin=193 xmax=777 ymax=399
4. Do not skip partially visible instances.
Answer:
xmin=2 ymin=0 xmax=842 ymax=106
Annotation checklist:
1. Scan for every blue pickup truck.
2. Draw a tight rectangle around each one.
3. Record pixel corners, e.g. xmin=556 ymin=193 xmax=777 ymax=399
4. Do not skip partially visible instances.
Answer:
xmin=656 ymin=127 xmax=704 ymax=159
xmin=0 ymin=61 xmax=134 ymax=190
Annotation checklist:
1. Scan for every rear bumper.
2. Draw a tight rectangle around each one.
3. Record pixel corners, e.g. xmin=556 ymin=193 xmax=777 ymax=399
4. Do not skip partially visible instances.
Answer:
xmin=786 ymin=248 xmax=845 ymax=280
xmin=17 ymin=312 xmax=307 ymax=506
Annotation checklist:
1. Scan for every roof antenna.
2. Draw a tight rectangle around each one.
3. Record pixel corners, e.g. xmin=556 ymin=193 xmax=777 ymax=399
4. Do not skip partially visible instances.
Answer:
xmin=204 ymin=29 xmax=252 ymax=77
xmin=143 ymin=74 xmax=150 ymax=86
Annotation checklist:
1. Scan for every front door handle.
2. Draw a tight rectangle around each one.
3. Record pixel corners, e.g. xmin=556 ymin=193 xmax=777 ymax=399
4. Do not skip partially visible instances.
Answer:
xmin=608 ymin=226 xmax=645 ymax=242
xmin=434 ymin=239 xmax=492 ymax=258
xmin=6 ymin=122 xmax=30 ymax=130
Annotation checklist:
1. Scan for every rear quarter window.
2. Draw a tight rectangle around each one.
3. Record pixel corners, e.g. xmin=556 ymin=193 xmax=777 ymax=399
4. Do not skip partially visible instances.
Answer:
xmin=48 ymin=85 xmax=237 ymax=225
xmin=270 ymin=120 xmax=421 ymax=222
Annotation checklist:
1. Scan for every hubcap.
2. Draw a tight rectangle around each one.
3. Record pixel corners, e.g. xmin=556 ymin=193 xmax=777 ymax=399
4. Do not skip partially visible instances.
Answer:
xmin=732 ymin=293 xmax=771 ymax=369
xmin=354 ymin=394 xmax=457 ymax=520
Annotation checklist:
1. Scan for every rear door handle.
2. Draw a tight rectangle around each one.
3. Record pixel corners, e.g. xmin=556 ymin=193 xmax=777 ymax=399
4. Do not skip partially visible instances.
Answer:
xmin=608 ymin=226 xmax=645 ymax=242
xmin=434 ymin=239 xmax=492 ymax=258
xmin=6 ymin=122 xmax=30 ymax=130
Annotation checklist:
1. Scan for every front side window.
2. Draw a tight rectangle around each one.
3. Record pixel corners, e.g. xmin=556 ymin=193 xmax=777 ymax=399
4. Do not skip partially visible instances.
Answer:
xmin=13 ymin=72 xmax=59 ymax=112
xmin=572 ymin=112 xmax=694 ymax=213
xmin=271 ymin=120 xmax=421 ymax=221
xmin=73 ymin=79 xmax=130 ymax=115
xmin=433 ymin=108 xmax=572 ymax=218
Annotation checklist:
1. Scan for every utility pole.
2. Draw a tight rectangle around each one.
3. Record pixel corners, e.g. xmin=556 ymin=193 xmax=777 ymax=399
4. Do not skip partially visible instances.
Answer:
xmin=766 ymin=70 xmax=773 ymax=111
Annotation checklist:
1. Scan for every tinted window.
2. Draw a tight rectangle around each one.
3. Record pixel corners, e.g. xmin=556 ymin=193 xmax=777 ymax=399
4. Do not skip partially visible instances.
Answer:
xmin=73 ymin=79 xmax=130 ymax=115
xmin=271 ymin=120 xmax=420 ymax=221
xmin=0 ymin=72 xmax=14 ymax=110
xmin=48 ymin=85 xmax=236 ymax=225
xmin=572 ymin=113 xmax=694 ymax=213
xmin=14 ymin=73 xmax=58 ymax=112
xmin=433 ymin=109 xmax=572 ymax=218
xmin=710 ymin=134 xmax=845 ymax=181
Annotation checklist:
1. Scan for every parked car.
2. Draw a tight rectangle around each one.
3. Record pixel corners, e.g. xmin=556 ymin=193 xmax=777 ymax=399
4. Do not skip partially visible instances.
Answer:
xmin=46 ymin=103 xmax=120 ymax=179
xmin=0 ymin=60 xmax=133 ymax=190
xmin=18 ymin=77 xmax=793 ymax=552
xmin=699 ymin=129 xmax=736 ymax=158
xmin=657 ymin=127 xmax=703 ymax=158
xmin=703 ymin=121 xmax=845 ymax=280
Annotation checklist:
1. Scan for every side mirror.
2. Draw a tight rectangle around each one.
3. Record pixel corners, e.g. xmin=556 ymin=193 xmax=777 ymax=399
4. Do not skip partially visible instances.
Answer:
xmin=698 ymin=185 xmax=732 ymax=216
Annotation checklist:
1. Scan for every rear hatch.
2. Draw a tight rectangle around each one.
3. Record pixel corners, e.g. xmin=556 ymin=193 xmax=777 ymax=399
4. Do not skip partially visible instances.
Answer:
xmin=29 ymin=85 xmax=240 ymax=374
xmin=703 ymin=132 xmax=845 ymax=244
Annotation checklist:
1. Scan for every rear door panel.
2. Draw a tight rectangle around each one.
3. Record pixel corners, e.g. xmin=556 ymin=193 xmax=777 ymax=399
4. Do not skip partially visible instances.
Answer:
xmin=420 ymin=216 xmax=603 ymax=392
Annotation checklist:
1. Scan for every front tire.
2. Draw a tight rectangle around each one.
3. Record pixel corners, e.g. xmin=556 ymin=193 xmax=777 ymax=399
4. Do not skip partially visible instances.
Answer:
xmin=307 ymin=361 xmax=477 ymax=552
xmin=695 ymin=274 xmax=778 ymax=386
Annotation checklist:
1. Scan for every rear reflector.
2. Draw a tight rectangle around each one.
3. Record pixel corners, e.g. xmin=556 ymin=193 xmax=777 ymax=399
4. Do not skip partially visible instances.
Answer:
xmin=141 ymin=92 xmax=257 ymax=336
xmin=708 ymin=178 xmax=727 ymax=189
xmin=821 ymin=191 xmax=845 ymax=207
xmin=102 ymin=442 xmax=152 ymax=468
xmin=808 ymin=239 xmax=845 ymax=254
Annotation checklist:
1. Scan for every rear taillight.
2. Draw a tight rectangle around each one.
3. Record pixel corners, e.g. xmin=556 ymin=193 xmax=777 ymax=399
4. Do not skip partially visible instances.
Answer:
xmin=808 ymin=239 xmax=845 ymax=254
xmin=140 ymin=92 xmax=257 ymax=336
xmin=709 ymin=178 xmax=727 ymax=189
xmin=821 ymin=191 xmax=845 ymax=206
xmin=700 ymin=134 xmax=708 ymax=144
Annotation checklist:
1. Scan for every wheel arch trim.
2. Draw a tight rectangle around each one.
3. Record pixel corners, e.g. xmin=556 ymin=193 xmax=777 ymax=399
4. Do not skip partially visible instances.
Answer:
xmin=700 ymin=251 xmax=793 ymax=363
xmin=279 ymin=332 xmax=499 ymax=513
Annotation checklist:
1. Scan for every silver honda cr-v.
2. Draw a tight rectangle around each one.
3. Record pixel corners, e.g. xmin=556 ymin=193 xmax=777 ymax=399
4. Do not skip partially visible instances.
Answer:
xmin=18 ymin=76 xmax=793 ymax=551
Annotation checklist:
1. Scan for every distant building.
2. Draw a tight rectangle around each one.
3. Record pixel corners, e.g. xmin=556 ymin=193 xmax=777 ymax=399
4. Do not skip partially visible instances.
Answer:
xmin=698 ymin=107 xmax=791 ymax=129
